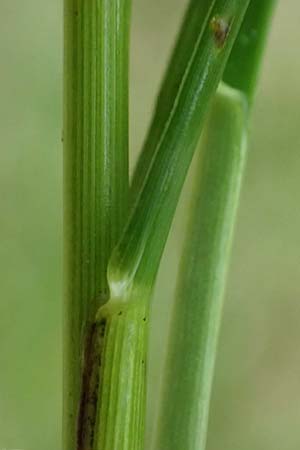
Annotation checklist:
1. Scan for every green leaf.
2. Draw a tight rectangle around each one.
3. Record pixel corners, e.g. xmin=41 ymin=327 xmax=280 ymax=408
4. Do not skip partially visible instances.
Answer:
xmin=131 ymin=0 xmax=215 ymax=202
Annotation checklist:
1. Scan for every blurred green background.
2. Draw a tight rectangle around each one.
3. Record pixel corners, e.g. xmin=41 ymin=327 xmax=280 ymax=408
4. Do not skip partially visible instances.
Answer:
xmin=0 ymin=1 xmax=299 ymax=449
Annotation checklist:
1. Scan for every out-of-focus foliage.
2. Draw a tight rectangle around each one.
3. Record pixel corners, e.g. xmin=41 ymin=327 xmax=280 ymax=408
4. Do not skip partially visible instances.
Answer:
xmin=0 ymin=1 xmax=299 ymax=449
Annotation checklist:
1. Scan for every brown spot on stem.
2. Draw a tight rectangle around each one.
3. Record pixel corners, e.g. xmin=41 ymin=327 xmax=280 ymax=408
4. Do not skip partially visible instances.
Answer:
xmin=77 ymin=319 xmax=106 ymax=450
xmin=210 ymin=16 xmax=231 ymax=48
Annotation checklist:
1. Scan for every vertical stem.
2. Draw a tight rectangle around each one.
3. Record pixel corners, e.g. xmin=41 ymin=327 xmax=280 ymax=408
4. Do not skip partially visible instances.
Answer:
xmin=63 ymin=1 xmax=130 ymax=449
xmin=224 ymin=0 xmax=277 ymax=103
xmin=75 ymin=299 xmax=148 ymax=450
xmin=94 ymin=301 xmax=148 ymax=450
xmin=153 ymin=83 xmax=248 ymax=450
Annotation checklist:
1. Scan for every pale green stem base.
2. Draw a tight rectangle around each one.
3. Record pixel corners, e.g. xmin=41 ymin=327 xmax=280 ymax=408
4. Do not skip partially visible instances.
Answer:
xmin=76 ymin=300 xmax=148 ymax=450
xmin=153 ymin=83 xmax=248 ymax=450
xmin=94 ymin=302 xmax=147 ymax=450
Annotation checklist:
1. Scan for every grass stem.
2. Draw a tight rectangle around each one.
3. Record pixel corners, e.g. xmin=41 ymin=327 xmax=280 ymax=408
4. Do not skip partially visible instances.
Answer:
xmin=63 ymin=1 xmax=130 ymax=448
xmin=153 ymin=83 xmax=248 ymax=450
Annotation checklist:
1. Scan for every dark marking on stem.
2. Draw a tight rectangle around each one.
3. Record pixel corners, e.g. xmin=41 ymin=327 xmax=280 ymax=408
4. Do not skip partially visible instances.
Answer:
xmin=210 ymin=16 xmax=231 ymax=48
xmin=77 ymin=319 xmax=106 ymax=450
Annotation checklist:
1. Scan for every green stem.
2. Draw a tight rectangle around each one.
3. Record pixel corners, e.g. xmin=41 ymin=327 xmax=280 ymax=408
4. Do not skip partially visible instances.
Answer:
xmin=153 ymin=83 xmax=248 ymax=450
xmin=63 ymin=1 xmax=130 ymax=448
xmin=76 ymin=300 xmax=147 ymax=450
xmin=94 ymin=302 xmax=147 ymax=450
xmin=224 ymin=0 xmax=278 ymax=103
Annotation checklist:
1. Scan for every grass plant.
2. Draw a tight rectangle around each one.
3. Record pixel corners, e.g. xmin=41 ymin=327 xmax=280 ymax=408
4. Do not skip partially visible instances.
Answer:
xmin=63 ymin=1 xmax=277 ymax=449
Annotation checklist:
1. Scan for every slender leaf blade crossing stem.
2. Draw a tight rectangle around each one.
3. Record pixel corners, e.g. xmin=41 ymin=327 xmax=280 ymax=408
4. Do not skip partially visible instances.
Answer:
xmin=131 ymin=0 xmax=215 ymax=202
xmin=63 ymin=0 xmax=130 ymax=448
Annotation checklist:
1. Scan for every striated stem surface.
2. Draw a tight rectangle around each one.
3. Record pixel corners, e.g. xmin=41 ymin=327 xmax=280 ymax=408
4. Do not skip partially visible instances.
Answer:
xmin=94 ymin=302 xmax=148 ymax=450
xmin=63 ymin=1 xmax=130 ymax=448
xmin=75 ymin=300 xmax=147 ymax=450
